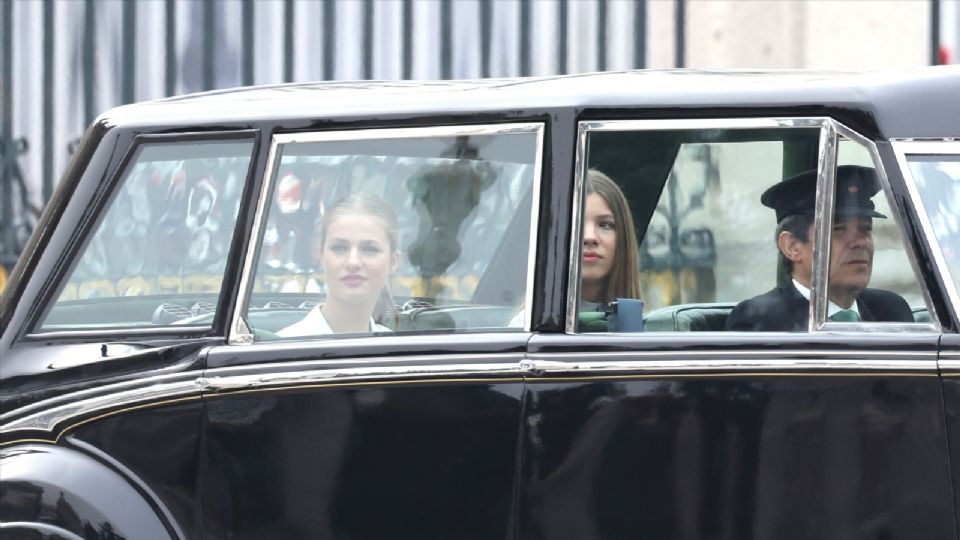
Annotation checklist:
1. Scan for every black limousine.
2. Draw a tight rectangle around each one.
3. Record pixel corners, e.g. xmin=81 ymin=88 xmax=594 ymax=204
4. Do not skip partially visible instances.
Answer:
xmin=2 ymin=67 xmax=960 ymax=539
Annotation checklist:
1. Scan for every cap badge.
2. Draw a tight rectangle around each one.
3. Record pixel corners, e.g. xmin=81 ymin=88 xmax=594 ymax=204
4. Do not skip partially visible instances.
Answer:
xmin=848 ymin=185 xmax=859 ymax=193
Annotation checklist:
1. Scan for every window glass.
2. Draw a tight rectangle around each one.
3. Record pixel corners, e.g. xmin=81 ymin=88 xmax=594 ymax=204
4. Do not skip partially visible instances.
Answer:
xmin=39 ymin=140 xmax=255 ymax=331
xmin=825 ymin=139 xmax=926 ymax=324
xmin=576 ymin=126 xmax=933 ymax=333
xmin=245 ymin=126 xmax=539 ymax=340
xmin=579 ymin=127 xmax=822 ymax=332
xmin=907 ymin=154 xmax=960 ymax=299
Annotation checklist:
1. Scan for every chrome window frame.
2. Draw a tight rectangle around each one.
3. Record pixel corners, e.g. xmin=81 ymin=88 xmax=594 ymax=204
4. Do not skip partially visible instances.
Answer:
xmin=891 ymin=139 xmax=960 ymax=326
xmin=228 ymin=122 xmax=545 ymax=345
xmin=568 ymin=117 xmax=940 ymax=335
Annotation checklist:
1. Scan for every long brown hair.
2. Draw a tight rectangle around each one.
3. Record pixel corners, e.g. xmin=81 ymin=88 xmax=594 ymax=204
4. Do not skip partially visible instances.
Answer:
xmin=320 ymin=192 xmax=400 ymax=328
xmin=585 ymin=169 xmax=641 ymax=302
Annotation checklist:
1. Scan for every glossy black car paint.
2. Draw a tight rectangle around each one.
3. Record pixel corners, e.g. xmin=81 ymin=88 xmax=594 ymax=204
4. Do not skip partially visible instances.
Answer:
xmin=522 ymin=334 xmax=953 ymax=539
xmin=198 ymin=381 xmax=523 ymax=538
xmin=1 ymin=442 xmax=179 ymax=538
xmin=522 ymin=374 xmax=952 ymax=539
xmin=2 ymin=68 xmax=959 ymax=539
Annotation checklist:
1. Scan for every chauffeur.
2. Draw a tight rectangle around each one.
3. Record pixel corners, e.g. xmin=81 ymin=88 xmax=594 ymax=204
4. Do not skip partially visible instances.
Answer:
xmin=725 ymin=165 xmax=914 ymax=332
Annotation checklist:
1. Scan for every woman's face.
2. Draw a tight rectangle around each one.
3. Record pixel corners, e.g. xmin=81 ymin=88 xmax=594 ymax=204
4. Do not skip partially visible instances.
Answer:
xmin=581 ymin=192 xmax=617 ymax=291
xmin=322 ymin=213 xmax=399 ymax=306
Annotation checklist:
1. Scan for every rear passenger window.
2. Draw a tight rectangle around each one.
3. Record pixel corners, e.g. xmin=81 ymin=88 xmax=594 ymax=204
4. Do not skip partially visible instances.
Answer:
xmin=38 ymin=139 xmax=255 ymax=332
xmin=241 ymin=124 xmax=542 ymax=340
xmin=573 ymin=121 xmax=933 ymax=333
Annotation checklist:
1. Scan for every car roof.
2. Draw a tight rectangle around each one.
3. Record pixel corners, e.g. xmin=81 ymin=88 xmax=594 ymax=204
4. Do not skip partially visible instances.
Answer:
xmin=102 ymin=66 xmax=960 ymax=139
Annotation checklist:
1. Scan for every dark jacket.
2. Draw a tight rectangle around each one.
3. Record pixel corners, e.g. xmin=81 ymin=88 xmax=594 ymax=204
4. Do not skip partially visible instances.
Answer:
xmin=724 ymin=284 xmax=913 ymax=332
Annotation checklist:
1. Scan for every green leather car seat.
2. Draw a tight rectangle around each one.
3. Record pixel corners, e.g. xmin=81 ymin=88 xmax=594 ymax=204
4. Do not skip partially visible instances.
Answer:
xmin=395 ymin=305 xmax=516 ymax=331
xmin=643 ymin=303 xmax=736 ymax=332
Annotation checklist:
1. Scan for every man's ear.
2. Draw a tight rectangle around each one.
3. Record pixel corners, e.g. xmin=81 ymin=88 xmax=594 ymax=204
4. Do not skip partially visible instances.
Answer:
xmin=777 ymin=231 xmax=805 ymax=262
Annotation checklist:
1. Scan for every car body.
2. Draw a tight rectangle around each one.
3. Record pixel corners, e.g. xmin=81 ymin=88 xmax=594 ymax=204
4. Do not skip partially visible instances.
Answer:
xmin=2 ymin=67 xmax=960 ymax=539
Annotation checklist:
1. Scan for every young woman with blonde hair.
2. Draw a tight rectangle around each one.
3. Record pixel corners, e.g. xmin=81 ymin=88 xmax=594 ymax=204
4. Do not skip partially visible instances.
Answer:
xmin=278 ymin=192 xmax=400 ymax=336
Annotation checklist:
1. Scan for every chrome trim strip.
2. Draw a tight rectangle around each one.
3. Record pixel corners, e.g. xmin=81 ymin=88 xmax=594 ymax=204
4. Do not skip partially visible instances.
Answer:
xmin=527 ymin=352 xmax=937 ymax=373
xmin=5 ymin=347 xmax=940 ymax=436
xmin=811 ymin=121 xmax=838 ymax=331
xmin=1 ymin=353 xmax=527 ymax=435
xmin=201 ymin=361 xmax=524 ymax=392
xmin=578 ymin=117 xmax=828 ymax=132
xmin=534 ymin=349 xmax=933 ymax=359
xmin=24 ymin=326 xmax=210 ymax=340
xmin=204 ymin=352 xmax=525 ymax=376
xmin=229 ymin=122 xmax=546 ymax=343
xmin=272 ymin=123 xmax=545 ymax=144
xmin=819 ymin=321 xmax=939 ymax=333
xmin=891 ymin=140 xmax=960 ymax=325
xmin=889 ymin=140 xmax=960 ymax=149
xmin=0 ymin=371 xmax=200 ymax=424
xmin=940 ymin=359 xmax=960 ymax=371
xmin=2 ymin=379 xmax=202 ymax=435
xmin=566 ymin=122 xmax=591 ymax=334
xmin=525 ymin=125 xmax=547 ymax=331
xmin=525 ymin=358 xmax=936 ymax=374
xmin=229 ymin=133 xmax=283 ymax=345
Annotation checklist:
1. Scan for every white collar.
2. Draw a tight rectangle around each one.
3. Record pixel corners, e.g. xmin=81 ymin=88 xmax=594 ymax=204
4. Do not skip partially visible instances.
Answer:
xmin=276 ymin=304 xmax=386 ymax=337
xmin=792 ymin=279 xmax=860 ymax=317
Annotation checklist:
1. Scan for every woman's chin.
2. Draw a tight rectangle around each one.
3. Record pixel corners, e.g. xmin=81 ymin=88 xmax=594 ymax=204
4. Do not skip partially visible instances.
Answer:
xmin=327 ymin=287 xmax=377 ymax=305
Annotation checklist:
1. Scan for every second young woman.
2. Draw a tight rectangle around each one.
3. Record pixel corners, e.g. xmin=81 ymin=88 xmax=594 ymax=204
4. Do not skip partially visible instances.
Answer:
xmin=580 ymin=169 xmax=641 ymax=306
xmin=508 ymin=169 xmax=640 ymax=328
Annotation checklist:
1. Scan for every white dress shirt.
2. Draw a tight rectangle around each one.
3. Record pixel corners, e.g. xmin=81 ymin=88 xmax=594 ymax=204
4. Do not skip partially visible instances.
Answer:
xmin=792 ymin=279 xmax=861 ymax=319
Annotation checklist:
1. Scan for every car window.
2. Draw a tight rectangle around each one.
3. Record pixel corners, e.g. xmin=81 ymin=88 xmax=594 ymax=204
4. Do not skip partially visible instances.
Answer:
xmin=37 ymin=139 xmax=255 ymax=332
xmin=823 ymin=138 xmax=927 ymax=325
xmin=906 ymin=153 xmax=960 ymax=300
xmin=576 ymin=125 xmax=822 ymax=332
xmin=242 ymin=124 xmax=541 ymax=340
xmin=572 ymin=121 xmax=932 ymax=334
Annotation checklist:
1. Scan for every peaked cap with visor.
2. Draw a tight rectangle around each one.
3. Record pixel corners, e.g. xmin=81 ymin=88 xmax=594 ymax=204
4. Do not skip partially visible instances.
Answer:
xmin=761 ymin=165 xmax=887 ymax=222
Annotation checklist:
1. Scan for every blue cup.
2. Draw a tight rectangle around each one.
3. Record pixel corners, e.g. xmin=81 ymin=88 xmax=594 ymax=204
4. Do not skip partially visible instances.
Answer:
xmin=607 ymin=298 xmax=644 ymax=332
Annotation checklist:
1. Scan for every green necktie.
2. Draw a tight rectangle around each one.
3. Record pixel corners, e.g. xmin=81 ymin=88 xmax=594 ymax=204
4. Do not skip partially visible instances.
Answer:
xmin=830 ymin=309 xmax=860 ymax=322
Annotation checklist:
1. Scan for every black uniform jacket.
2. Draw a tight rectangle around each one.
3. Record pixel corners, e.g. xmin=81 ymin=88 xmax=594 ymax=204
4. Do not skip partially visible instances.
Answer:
xmin=724 ymin=284 xmax=913 ymax=332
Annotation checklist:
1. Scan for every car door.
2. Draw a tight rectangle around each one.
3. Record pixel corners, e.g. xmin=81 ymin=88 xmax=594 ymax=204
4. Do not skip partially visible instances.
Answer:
xmin=519 ymin=118 xmax=955 ymax=539
xmin=193 ymin=123 xmax=543 ymax=538
xmin=894 ymin=140 xmax=960 ymax=537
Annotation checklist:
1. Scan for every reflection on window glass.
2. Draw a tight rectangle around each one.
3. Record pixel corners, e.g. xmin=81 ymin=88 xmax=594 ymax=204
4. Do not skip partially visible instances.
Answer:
xmin=639 ymin=139 xmax=785 ymax=311
xmin=908 ymin=154 xmax=960 ymax=296
xmin=247 ymin=127 xmax=539 ymax=339
xmin=40 ymin=140 xmax=255 ymax=331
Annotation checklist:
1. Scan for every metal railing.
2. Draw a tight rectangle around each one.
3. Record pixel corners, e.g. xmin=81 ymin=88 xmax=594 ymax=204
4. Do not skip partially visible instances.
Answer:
xmin=1 ymin=0 xmax=655 ymax=285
